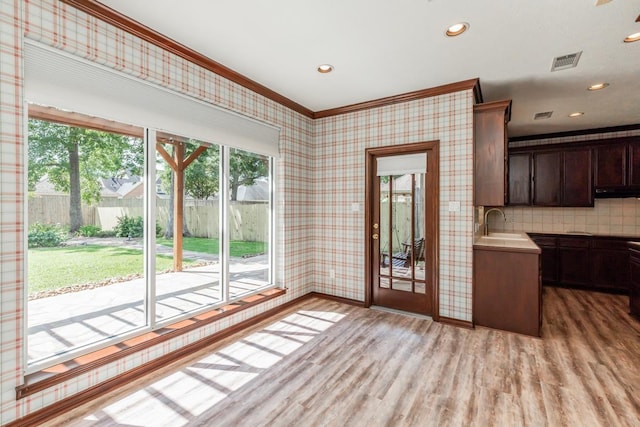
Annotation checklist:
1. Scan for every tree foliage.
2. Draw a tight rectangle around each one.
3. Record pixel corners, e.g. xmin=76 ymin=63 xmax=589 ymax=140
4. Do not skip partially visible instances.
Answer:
xmin=229 ymin=148 xmax=268 ymax=201
xmin=28 ymin=119 xmax=144 ymax=231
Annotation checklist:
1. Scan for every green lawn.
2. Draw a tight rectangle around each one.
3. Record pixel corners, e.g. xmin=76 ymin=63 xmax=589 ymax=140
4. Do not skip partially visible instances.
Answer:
xmin=28 ymin=245 xmax=193 ymax=293
xmin=157 ymin=237 xmax=266 ymax=258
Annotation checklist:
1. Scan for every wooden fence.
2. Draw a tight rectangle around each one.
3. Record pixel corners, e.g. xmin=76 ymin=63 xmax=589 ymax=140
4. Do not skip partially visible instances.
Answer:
xmin=28 ymin=195 xmax=269 ymax=242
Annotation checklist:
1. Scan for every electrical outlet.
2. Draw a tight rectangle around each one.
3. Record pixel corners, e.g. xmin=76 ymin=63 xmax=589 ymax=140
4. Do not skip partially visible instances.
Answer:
xmin=329 ymin=269 xmax=335 ymax=279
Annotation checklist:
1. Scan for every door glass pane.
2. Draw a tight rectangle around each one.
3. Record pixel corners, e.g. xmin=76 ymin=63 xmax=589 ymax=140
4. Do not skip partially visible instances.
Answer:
xmin=392 ymin=279 xmax=413 ymax=293
xmin=27 ymin=114 xmax=146 ymax=364
xmin=228 ymin=148 xmax=271 ymax=299
xmin=390 ymin=174 xmax=413 ymax=279
xmin=379 ymin=179 xmax=390 ymax=278
xmin=414 ymin=173 xmax=426 ymax=285
xmin=155 ymin=133 xmax=221 ymax=321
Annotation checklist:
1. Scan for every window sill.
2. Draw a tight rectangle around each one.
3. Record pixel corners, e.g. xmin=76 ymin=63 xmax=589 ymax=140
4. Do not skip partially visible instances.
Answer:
xmin=16 ymin=287 xmax=286 ymax=400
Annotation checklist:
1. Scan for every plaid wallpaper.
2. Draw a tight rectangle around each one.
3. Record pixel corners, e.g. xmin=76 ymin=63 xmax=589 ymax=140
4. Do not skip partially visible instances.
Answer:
xmin=0 ymin=0 xmax=475 ymax=422
xmin=313 ymin=93 xmax=475 ymax=319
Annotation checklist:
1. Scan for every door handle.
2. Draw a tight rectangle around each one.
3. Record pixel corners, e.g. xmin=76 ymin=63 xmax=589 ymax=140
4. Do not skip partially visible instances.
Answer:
xmin=372 ymin=234 xmax=379 ymax=240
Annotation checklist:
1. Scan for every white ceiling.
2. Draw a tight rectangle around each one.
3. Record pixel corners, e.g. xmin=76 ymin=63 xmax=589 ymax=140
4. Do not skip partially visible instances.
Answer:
xmin=99 ymin=0 xmax=640 ymax=137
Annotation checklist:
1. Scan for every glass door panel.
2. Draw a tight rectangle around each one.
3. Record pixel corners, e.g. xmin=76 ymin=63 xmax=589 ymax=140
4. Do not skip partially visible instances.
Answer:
xmin=228 ymin=148 xmax=271 ymax=299
xmin=155 ymin=133 xmax=221 ymax=321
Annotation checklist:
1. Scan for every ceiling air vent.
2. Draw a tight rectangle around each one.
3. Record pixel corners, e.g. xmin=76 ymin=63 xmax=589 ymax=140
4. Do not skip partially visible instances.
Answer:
xmin=534 ymin=111 xmax=553 ymax=120
xmin=551 ymin=51 xmax=582 ymax=71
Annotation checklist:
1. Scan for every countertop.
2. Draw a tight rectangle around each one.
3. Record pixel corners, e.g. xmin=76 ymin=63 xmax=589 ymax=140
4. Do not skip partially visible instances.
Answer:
xmin=473 ymin=232 xmax=541 ymax=254
xmin=527 ymin=231 xmax=640 ymax=239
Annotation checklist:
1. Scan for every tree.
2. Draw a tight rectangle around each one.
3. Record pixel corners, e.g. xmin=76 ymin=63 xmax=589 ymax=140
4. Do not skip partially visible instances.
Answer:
xmin=158 ymin=142 xmax=219 ymax=238
xmin=229 ymin=149 xmax=268 ymax=201
xmin=28 ymin=119 xmax=144 ymax=232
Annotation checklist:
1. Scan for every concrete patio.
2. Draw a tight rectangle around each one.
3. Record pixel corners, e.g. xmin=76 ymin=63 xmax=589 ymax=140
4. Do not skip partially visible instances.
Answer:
xmin=28 ymin=248 xmax=270 ymax=364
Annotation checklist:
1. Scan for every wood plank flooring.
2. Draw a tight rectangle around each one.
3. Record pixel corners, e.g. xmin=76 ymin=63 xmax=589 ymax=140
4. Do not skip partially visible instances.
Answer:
xmin=45 ymin=287 xmax=640 ymax=426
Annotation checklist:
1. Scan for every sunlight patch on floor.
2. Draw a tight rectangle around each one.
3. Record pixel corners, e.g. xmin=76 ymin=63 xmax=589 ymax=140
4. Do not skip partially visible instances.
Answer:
xmin=87 ymin=309 xmax=346 ymax=426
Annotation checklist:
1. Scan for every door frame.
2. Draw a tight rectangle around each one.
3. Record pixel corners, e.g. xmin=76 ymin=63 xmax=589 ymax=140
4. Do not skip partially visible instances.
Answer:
xmin=364 ymin=141 xmax=440 ymax=320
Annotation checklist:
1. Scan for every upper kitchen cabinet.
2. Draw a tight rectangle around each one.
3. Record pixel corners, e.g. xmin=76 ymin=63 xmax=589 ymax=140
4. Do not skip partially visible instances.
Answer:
xmin=562 ymin=148 xmax=592 ymax=207
xmin=594 ymin=142 xmax=627 ymax=188
xmin=508 ymin=145 xmax=593 ymax=207
xmin=532 ymin=151 xmax=562 ymax=206
xmin=508 ymin=153 xmax=531 ymax=205
xmin=593 ymin=136 xmax=640 ymax=197
xmin=474 ymin=99 xmax=512 ymax=206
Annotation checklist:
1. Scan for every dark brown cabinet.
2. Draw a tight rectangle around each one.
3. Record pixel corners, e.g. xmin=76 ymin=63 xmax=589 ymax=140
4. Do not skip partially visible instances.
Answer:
xmin=628 ymin=142 xmax=640 ymax=188
xmin=533 ymin=151 xmax=561 ymax=206
xmin=558 ymin=237 xmax=591 ymax=286
xmin=474 ymin=246 xmax=541 ymax=337
xmin=590 ymin=239 xmax=630 ymax=290
xmin=528 ymin=233 xmax=631 ymax=293
xmin=592 ymin=137 xmax=640 ymax=196
xmin=630 ymin=244 xmax=640 ymax=317
xmin=594 ymin=143 xmax=627 ymax=188
xmin=474 ymin=100 xmax=512 ymax=206
xmin=529 ymin=235 xmax=558 ymax=283
xmin=562 ymin=148 xmax=592 ymax=207
xmin=507 ymin=153 xmax=531 ymax=205
xmin=508 ymin=146 xmax=593 ymax=207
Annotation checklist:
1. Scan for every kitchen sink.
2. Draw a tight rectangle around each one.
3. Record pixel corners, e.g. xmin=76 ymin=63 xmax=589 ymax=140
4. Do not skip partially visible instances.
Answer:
xmin=483 ymin=232 xmax=528 ymax=241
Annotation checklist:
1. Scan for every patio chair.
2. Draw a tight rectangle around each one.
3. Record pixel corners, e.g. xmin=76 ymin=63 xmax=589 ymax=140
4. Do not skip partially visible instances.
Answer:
xmin=382 ymin=238 xmax=425 ymax=268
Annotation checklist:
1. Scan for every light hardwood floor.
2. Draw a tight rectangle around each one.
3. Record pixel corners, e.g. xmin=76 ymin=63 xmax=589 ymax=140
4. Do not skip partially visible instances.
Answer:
xmin=45 ymin=287 xmax=640 ymax=426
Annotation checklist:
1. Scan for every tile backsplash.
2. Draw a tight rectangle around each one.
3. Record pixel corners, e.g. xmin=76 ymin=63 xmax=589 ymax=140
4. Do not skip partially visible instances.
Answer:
xmin=488 ymin=198 xmax=640 ymax=237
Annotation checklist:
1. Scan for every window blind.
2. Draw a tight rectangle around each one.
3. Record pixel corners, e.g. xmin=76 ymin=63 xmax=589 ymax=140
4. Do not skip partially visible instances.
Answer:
xmin=23 ymin=41 xmax=280 ymax=157
xmin=376 ymin=153 xmax=427 ymax=176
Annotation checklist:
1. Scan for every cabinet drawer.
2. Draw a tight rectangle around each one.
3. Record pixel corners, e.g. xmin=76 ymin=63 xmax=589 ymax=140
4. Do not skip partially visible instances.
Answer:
xmin=557 ymin=237 xmax=590 ymax=248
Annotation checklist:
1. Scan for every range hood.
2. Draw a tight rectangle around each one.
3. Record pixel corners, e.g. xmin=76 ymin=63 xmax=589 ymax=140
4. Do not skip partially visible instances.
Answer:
xmin=594 ymin=188 xmax=640 ymax=198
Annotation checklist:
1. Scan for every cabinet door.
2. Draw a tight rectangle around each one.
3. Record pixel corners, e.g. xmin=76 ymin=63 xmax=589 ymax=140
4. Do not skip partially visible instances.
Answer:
xmin=594 ymin=143 xmax=626 ymax=188
xmin=558 ymin=238 xmax=590 ymax=286
xmin=628 ymin=142 xmax=640 ymax=188
xmin=630 ymin=253 xmax=640 ymax=317
xmin=562 ymin=148 xmax=593 ymax=206
xmin=474 ymin=101 xmax=510 ymax=206
xmin=508 ymin=153 xmax=531 ymax=205
xmin=533 ymin=151 xmax=561 ymax=206
xmin=590 ymin=250 xmax=629 ymax=291
xmin=529 ymin=235 xmax=558 ymax=284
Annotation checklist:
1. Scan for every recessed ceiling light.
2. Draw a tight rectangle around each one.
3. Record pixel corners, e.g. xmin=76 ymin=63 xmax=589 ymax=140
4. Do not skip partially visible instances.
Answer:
xmin=569 ymin=112 xmax=584 ymax=117
xmin=317 ymin=64 xmax=334 ymax=74
xmin=624 ymin=32 xmax=640 ymax=43
xmin=445 ymin=22 xmax=469 ymax=37
xmin=588 ymin=83 xmax=609 ymax=91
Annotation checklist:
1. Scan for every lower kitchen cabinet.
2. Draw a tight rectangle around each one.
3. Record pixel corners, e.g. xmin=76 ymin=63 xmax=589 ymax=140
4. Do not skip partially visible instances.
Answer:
xmin=528 ymin=233 xmax=631 ymax=293
xmin=474 ymin=247 xmax=541 ymax=337
xmin=590 ymin=239 xmax=630 ymax=291
xmin=558 ymin=237 xmax=590 ymax=287
xmin=630 ymin=243 xmax=640 ymax=317
xmin=530 ymin=235 xmax=558 ymax=283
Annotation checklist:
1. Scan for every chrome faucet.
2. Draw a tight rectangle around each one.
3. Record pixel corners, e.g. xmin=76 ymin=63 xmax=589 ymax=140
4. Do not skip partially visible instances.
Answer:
xmin=483 ymin=208 xmax=506 ymax=236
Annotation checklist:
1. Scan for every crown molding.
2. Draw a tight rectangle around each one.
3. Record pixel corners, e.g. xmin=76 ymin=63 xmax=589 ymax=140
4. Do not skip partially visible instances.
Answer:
xmin=57 ymin=0 xmax=482 ymax=120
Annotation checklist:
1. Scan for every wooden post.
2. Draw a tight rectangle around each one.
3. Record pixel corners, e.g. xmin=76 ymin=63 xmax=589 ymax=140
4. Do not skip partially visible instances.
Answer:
xmin=156 ymin=139 xmax=208 ymax=272
xmin=174 ymin=142 xmax=185 ymax=272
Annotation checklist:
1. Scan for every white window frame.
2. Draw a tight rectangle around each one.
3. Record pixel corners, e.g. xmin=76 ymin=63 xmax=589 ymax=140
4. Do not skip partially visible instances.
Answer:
xmin=24 ymin=123 xmax=278 ymax=374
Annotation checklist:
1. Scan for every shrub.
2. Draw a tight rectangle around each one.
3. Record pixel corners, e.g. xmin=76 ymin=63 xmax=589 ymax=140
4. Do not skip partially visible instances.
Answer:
xmin=114 ymin=215 xmax=144 ymax=238
xmin=28 ymin=223 xmax=68 ymax=248
xmin=114 ymin=215 xmax=161 ymax=238
xmin=77 ymin=225 xmax=101 ymax=237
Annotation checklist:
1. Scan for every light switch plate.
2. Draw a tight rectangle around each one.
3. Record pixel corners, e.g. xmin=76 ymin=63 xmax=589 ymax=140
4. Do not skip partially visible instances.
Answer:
xmin=351 ymin=203 xmax=359 ymax=212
